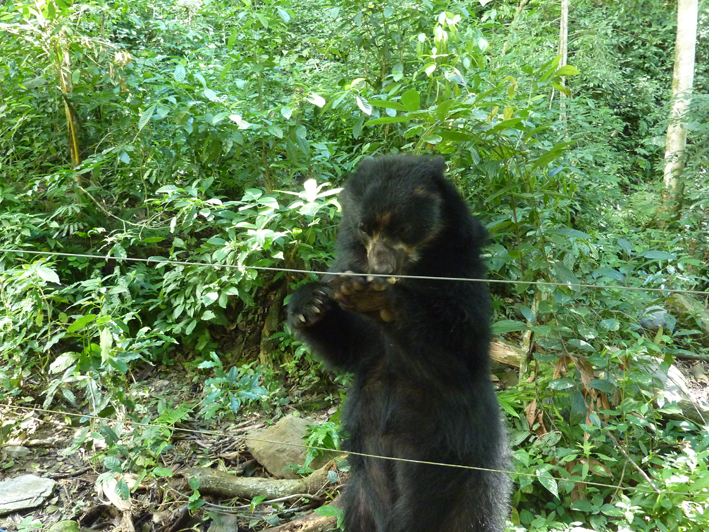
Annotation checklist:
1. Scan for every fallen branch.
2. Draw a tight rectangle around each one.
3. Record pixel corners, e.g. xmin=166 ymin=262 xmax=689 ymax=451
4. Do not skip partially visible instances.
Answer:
xmin=182 ymin=462 xmax=333 ymax=500
xmin=490 ymin=339 xmax=523 ymax=368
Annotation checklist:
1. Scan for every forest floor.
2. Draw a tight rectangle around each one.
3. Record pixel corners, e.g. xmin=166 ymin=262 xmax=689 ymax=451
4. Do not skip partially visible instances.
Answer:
xmin=0 ymin=367 xmax=339 ymax=532
xmin=1 ymin=357 xmax=708 ymax=531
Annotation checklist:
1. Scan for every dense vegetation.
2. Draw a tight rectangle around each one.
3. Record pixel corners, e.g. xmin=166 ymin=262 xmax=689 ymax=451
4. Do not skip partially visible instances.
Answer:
xmin=1 ymin=0 xmax=708 ymax=530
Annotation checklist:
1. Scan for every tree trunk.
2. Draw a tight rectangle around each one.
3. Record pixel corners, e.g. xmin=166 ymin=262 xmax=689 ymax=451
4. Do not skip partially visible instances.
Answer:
xmin=558 ymin=0 xmax=569 ymax=128
xmin=661 ymin=0 xmax=698 ymax=214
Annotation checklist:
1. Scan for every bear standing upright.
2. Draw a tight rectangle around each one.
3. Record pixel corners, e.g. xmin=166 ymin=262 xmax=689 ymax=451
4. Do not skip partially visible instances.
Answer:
xmin=288 ymin=155 xmax=511 ymax=532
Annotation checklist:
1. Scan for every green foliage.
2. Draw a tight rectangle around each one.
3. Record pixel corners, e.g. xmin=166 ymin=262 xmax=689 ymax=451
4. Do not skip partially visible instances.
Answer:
xmin=314 ymin=504 xmax=345 ymax=530
xmin=195 ymin=354 xmax=267 ymax=419
xmin=304 ymin=420 xmax=341 ymax=468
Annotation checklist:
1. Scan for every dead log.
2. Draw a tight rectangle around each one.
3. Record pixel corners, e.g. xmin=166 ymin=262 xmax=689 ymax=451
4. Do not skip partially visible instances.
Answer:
xmin=182 ymin=462 xmax=332 ymax=500
xmin=490 ymin=339 xmax=523 ymax=368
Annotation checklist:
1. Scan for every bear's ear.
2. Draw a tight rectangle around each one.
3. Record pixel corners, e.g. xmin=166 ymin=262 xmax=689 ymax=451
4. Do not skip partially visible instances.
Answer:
xmin=431 ymin=156 xmax=446 ymax=176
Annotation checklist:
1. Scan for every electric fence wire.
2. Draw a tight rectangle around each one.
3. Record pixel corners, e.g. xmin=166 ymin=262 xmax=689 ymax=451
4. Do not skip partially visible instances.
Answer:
xmin=1 ymin=248 xmax=707 ymax=296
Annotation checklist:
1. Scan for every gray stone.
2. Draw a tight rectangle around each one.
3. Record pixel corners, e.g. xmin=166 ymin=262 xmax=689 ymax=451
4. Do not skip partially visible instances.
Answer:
xmin=644 ymin=360 xmax=709 ymax=424
xmin=246 ymin=414 xmax=334 ymax=479
xmin=2 ymin=446 xmax=30 ymax=459
xmin=0 ymin=474 xmax=56 ymax=515
xmin=639 ymin=305 xmax=671 ymax=331
xmin=207 ymin=513 xmax=240 ymax=532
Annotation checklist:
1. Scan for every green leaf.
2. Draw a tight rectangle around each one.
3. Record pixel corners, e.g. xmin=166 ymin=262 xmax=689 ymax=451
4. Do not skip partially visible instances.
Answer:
xmin=593 ymin=267 xmax=624 ymax=281
xmin=100 ymin=328 xmax=113 ymax=362
xmin=568 ymin=339 xmax=595 ymax=352
xmin=549 ymin=378 xmax=575 ymax=390
xmin=139 ymin=104 xmax=157 ymax=132
xmin=518 ymin=304 xmax=536 ymax=325
xmin=639 ymin=250 xmax=675 ymax=260
xmin=401 ymin=90 xmax=420 ymax=112
xmin=36 ymin=266 xmax=60 ymax=284
xmin=531 ymin=140 xmax=575 ymax=170
xmin=116 ymin=479 xmax=130 ymax=500
xmin=173 ymin=304 xmax=184 ymax=320
xmin=353 ymin=115 xmax=364 ymax=138
xmin=308 ymin=93 xmax=326 ymax=107
xmin=212 ymin=112 xmax=229 ymax=125
xmin=104 ymin=456 xmax=121 ymax=472
xmin=118 ymin=151 xmax=131 ymax=164
xmin=286 ymin=137 xmax=299 ymax=163
xmin=277 ymin=8 xmax=290 ymax=23
xmin=590 ymin=379 xmax=616 ymax=393
xmin=553 ymin=263 xmax=579 ymax=287
xmin=314 ymin=505 xmax=343 ymax=517
xmin=392 ymin=62 xmax=404 ymax=81
xmin=488 ymin=117 xmax=523 ymax=134
xmin=67 ymin=314 xmax=97 ymax=333
xmin=435 ymin=100 xmax=456 ymax=121
xmin=438 ymin=130 xmax=475 ymax=142
xmin=536 ymin=470 xmax=558 ymax=498
xmin=50 ymin=352 xmax=77 ymax=374
xmin=154 ymin=467 xmax=174 ymax=477
xmin=356 ymin=96 xmax=372 ymax=115
xmin=600 ymin=319 xmax=620 ymax=331
xmin=477 ymin=36 xmax=489 ymax=52
xmin=204 ymin=88 xmax=218 ymax=101
xmin=365 ymin=115 xmax=416 ymax=126
xmin=202 ymin=292 xmax=218 ymax=306
xmin=570 ymin=499 xmax=595 ymax=512
xmin=268 ymin=125 xmax=284 ymax=138
xmin=550 ymin=83 xmax=572 ymax=97
xmin=368 ymin=100 xmax=408 ymax=112
xmin=259 ymin=196 xmax=280 ymax=209
xmin=556 ymin=65 xmax=580 ymax=77
xmin=421 ymin=134 xmax=442 ymax=144
xmin=548 ymin=228 xmax=592 ymax=240
xmin=173 ymin=64 xmax=186 ymax=83
xmin=491 ymin=320 xmax=529 ymax=334
xmin=617 ymin=238 xmax=632 ymax=252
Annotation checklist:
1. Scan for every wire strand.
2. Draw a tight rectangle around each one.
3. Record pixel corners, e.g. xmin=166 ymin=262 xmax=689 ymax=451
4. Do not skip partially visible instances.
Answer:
xmin=1 ymin=248 xmax=706 ymax=296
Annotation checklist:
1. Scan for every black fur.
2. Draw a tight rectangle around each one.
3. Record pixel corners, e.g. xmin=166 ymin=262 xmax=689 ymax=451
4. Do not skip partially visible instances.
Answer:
xmin=288 ymin=155 xmax=511 ymax=532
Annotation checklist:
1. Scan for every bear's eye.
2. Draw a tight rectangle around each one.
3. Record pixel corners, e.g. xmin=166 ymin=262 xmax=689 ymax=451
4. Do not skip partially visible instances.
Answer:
xmin=389 ymin=226 xmax=410 ymax=243
xmin=358 ymin=223 xmax=368 ymax=236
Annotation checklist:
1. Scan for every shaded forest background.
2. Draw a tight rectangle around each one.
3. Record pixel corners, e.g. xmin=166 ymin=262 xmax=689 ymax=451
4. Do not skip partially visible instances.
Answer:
xmin=1 ymin=0 xmax=709 ymax=530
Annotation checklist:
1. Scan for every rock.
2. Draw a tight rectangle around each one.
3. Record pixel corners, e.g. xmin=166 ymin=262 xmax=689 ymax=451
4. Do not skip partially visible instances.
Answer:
xmin=0 ymin=474 xmax=56 ymax=515
xmin=666 ymin=294 xmax=709 ymax=347
xmin=246 ymin=415 xmax=335 ymax=479
xmin=208 ymin=514 xmax=240 ymax=532
xmin=639 ymin=305 xmax=671 ymax=331
xmin=2 ymin=446 xmax=30 ymax=459
xmin=646 ymin=361 xmax=709 ymax=424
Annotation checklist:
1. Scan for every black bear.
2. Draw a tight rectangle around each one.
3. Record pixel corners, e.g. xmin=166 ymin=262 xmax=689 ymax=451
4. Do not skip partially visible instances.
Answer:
xmin=288 ymin=155 xmax=511 ymax=532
